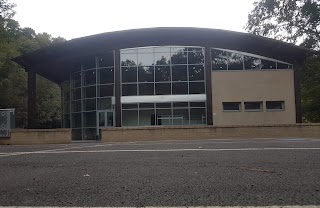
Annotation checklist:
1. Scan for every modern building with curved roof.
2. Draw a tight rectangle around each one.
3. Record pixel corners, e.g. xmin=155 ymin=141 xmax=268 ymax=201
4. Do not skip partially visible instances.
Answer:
xmin=13 ymin=27 xmax=315 ymax=140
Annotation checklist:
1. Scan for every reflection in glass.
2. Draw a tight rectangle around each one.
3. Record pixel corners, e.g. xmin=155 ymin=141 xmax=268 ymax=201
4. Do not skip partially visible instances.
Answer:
xmin=261 ymin=59 xmax=276 ymax=69
xmin=154 ymin=53 xmax=170 ymax=65
xmin=244 ymin=56 xmax=261 ymax=70
xmin=98 ymin=98 xmax=112 ymax=110
xmin=84 ymin=111 xmax=96 ymax=127
xmin=171 ymin=49 xmax=187 ymax=64
xmin=277 ymin=62 xmax=293 ymax=69
xmin=122 ymin=103 xmax=138 ymax=109
xmin=155 ymin=66 xmax=170 ymax=82
xmin=99 ymin=84 xmax=114 ymax=97
xmin=122 ymin=110 xmax=138 ymax=126
xmin=72 ymin=113 xmax=82 ymax=128
xmin=188 ymin=51 xmax=204 ymax=64
xmin=172 ymin=82 xmax=188 ymax=94
xmin=99 ymin=68 xmax=114 ymax=84
xmin=156 ymin=103 xmax=171 ymax=108
xmin=122 ymin=67 xmax=137 ymax=83
xmin=72 ymin=72 xmax=81 ymax=88
xmin=139 ymin=109 xmax=156 ymax=126
xmin=83 ymin=128 xmax=96 ymax=140
xmin=138 ymin=53 xmax=154 ymax=66
xmin=72 ymin=88 xmax=81 ymax=100
xmin=154 ymin=46 xmax=170 ymax=53
xmin=189 ymin=65 xmax=204 ymax=81
xmin=156 ymin=109 xmax=172 ymax=125
xmin=83 ymin=69 xmax=96 ymax=86
xmin=84 ymin=99 xmax=96 ymax=111
xmin=122 ymin=84 xmax=137 ymax=96
xmin=228 ymin=53 xmax=243 ymax=70
xmin=155 ymin=83 xmax=171 ymax=95
xmin=189 ymin=82 xmax=205 ymax=94
xmin=121 ymin=53 xmax=137 ymax=66
xmin=190 ymin=108 xmax=206 ymax=124
xmin=138 ymin=66 xmax=154 ymax=82
xmin=173 ymin=108 xmax=189 ymax=125
xmin=85 ymin=86 xmax=96 ymax=98
xmin=71 ymin=101 xmax=81 ymax=112
xmin=139 ymin=103 xmax=155 ymax=109
xmin=212 ymin=49 xmax=228 ymax=70
xmin=139 ymin=83 xmax=154 ymax=95
xmin=172 ymin=65 xmax=187 ymax=81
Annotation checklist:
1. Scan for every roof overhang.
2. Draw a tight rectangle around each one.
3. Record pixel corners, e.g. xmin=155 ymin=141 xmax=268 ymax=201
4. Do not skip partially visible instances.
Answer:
xmin=13 ymin=27 xmax=316 ymax=84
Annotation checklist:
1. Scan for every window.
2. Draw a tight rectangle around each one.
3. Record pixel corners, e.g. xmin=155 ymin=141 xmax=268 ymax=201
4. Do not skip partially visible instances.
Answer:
xmin=244 ymin=102 xmax=262 ymax=111
xmin=223 ymin=102 xmax=241 ymax=111
xmin=266 ymin=101 xmax=285 ymax=111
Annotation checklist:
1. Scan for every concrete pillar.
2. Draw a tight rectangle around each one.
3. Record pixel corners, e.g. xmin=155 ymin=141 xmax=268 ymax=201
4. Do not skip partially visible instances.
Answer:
xmin=114 ymin=49 xmax=121 ymax=127
xmin=294 ymin=62 xmax=302 ymax=123
xmin=27 ymin=70 xmax=36 ymax=128
xmin=205 ymin=47 xmax=213 ymax=125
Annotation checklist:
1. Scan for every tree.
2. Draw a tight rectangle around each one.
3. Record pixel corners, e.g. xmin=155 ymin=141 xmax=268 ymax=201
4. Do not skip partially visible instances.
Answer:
xmin=0 ymin=0 xmax=65 ymax=128
xmin=246 ymin=0 xmax=320 ymax=122
xmin=246 ymin=0 xmax=320 ymax=49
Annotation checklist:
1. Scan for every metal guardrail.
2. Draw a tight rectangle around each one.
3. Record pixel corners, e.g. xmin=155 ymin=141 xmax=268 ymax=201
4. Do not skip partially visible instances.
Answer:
xmin=0 ymin=109 xmax=15 ymax=138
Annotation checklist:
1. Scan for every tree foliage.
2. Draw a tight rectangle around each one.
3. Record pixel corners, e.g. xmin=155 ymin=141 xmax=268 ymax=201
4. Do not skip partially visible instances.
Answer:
xmin=0 ymin=0 xmax=65 ymax=128
xmin=246 ymin=0 xmax=320 ymax=122
xmin=246 ymin=0 xmax=320 ymax=49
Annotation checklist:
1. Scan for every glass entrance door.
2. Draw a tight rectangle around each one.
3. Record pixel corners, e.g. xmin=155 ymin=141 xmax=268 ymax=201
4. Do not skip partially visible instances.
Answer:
xmin=97 ymin=110 xmax=114 ymax=139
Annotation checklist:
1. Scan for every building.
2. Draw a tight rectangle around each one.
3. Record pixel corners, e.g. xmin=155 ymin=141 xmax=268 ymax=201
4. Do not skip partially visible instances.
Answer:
xmin=13 ymin=27 xmax=315 ymax=141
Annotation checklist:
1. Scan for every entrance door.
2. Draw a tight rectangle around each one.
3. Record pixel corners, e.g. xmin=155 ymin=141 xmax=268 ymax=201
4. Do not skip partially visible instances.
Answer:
xmin=98 ymin=110 xmax=114 ymax=139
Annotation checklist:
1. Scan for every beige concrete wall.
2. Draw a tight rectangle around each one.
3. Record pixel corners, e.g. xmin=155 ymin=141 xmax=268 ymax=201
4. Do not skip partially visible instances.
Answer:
xmin=212 ymin=70 xmax=296 ymax=126
xmin=101 ymin=124 xmax=320 ymax=143
xmin=0 ymin=129 xmax=72 ymax=145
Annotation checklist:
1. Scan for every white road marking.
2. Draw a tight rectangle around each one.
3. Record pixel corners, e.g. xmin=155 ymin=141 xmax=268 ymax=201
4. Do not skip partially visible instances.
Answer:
xmin=1 ymin=147 xmax=320 ymax=157
xmin=0 ymin=206 xmax=320 ymax=208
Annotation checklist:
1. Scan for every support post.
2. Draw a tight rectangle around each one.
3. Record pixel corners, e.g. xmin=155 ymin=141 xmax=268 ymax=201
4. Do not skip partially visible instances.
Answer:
xmin=294 ymin=62 xmax=303 ymax=123
xmin=114 ymin=49 xmax=121 ymax=127
xmin=27 ymin=70 xmax=37 ymax=128
xmin=205 ymin=47 xmax=213 ymax=125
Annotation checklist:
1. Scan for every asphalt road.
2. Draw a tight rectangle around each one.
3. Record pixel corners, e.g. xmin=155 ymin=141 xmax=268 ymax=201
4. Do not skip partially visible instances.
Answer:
xmin=0 ymin=138 xmax=320 ymax=207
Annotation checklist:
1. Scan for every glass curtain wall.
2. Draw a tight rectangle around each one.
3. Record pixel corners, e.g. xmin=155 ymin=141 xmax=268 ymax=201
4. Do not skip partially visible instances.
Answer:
xmin=120 ymin=46 xmax=207 ymax=126
xmin=61 ymin=51 xmax=115 ymax=140
xmin=211 ymin=48 xmax=293 ymax=70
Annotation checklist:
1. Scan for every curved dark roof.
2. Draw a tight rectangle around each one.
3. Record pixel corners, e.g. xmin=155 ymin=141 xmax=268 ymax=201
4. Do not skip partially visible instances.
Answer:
xmin=13 ymin=27 xmax=315 ymax=84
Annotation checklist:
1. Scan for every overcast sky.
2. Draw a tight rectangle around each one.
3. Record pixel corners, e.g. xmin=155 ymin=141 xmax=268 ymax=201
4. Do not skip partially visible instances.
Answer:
xmin=12 ymin=0 xmax=256 ymax=40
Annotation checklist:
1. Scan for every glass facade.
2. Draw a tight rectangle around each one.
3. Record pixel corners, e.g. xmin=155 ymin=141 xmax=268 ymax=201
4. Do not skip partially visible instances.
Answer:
xmin=61 ymin=51 xmax=115 ymax=140
xmin=120 ymin=46 xmax=207 ymax=127
xmin=61 ymin=45 xmax=293 ymax=140
xmin=211 ymin=48 xmax=293 ymax=70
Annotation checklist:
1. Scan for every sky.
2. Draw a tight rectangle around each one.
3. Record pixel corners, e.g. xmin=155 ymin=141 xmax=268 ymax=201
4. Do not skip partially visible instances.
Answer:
xmin=12 ymin=0 xmax=256 ymax=40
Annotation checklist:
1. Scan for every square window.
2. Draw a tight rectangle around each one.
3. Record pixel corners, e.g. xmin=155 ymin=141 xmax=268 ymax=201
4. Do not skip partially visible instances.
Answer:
xmin=228 ymin=53 xmax=244 ymax=70
xmin=172 ymin=82 xmax=188 ymax=95
xmin=99 ymin=84 xmax=114 ymax=97
xmin=188 ymin=51 xmax=204 ymax=64
xmin=138 ymin=53 xmax=154 ymax=66
xmin=266 ymin=101 xmax=285 ymax=111
xmin=189 ymin=65 xmax=204 ymax=81
xmin=212 ymin=49 xmax=228 ymax=70
xmin=244 ymin=101 xmax=263 ymax=111
xmin=99 ymin=68 xmax=114 ymax=84
xmin=121 ymin=53 xmax=137 ymax=66
xmin=155 ymin=66 xmax=170 ymax=82
xmin=154 ymin=53 xmax=170 ymax=65
xmin=172 ymin=65 xmax=187 ymax=81
xmin=189 ymin=82 xmax=205 ymax=94
xmin=139 ymin=83 xmax=154 ymax=95
xmin=84 ymin=86 xmax=96 ymax=98
xmin=155 ymin=83 xmax=171 ymax=95
xmin=223 ymin=102 xmax=241 ymax=111
xmin=122 ymin=84 xmax=137 ymax=96
xmin=122 ymin=67 xmax=137 ymax=83
xmin=244 ymin=56 xmax=261 ymax=70
xmin=138 ymin=66 xmax=154 ymax=82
